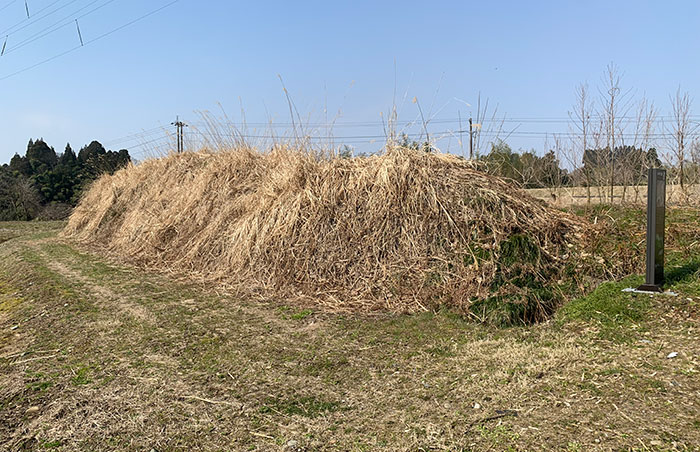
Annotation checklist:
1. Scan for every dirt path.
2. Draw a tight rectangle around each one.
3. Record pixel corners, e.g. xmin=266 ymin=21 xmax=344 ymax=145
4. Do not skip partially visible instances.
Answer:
xmin=44 ymin=259 xmax=156 ymax=325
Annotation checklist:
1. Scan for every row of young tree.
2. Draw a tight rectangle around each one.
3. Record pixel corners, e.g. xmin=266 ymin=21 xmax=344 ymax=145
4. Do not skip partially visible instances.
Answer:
xmin=0 ymin=139 xmax=131 ymax=220
xmin=476 ymin=64 xmax=700 ymax=203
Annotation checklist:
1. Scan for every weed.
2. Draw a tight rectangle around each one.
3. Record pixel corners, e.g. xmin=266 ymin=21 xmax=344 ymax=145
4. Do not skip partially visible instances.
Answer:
xmin=477 ymin=424 xmax=520 ymax=448
xmin=291 ymin=309 xmax=313 ymax=320
xmin=71 ymin=365 xmax=93 ymax=386
xmin=260 ymin=396 xmax=342 ymax=418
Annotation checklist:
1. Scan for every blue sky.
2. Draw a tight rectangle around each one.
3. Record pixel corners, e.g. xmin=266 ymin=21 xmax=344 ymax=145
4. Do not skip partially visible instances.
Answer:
xmin=0 ymin=0 xmax=698 ymax=162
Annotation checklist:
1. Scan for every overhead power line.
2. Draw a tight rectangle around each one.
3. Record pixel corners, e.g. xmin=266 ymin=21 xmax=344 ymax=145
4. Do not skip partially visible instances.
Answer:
xmin=0 ymin=0 xmax=17 ymax=14
xmin=182 ymin=115 xmax=700 ymax=130
xmin=0 ymin=0 xmax=179 ymax=81
xmin=102 ymin=126 xmax=168 ymax=147
xmin=0 ymin=0 xmax=76 ymax=37
xmin=1 ymin=0 xmax=119 ymax=57
xmin=182 ymin=129 xmax=700 ymax=141
xmin=106 ymin=114 xmax=700 ymax=151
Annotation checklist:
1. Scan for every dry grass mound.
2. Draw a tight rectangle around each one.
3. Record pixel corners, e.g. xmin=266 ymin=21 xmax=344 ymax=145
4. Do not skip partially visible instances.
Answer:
xmin=63 ymin=147 xmax=587 ymax=323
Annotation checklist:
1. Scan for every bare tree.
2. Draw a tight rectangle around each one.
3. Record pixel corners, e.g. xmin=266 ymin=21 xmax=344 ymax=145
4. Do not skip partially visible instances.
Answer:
xmin=691 ymin=138 xmax=700 ymax=186
xmin=630 ymin=96 xmax=657 ymax=202
xmin=690 ymin=139 xmax=700 ymax=193
xmin=590 ymin=117 xmax=607 ymax=203
xmin=666 ymin=87 xmax=697 ymax=192
xmin=7 ymin=176 xmax=41 ymax=220
xmin=570 ymin=83 xmax=594 ymax=204
xmin=599 ymin=63 xmax=632 ymax=204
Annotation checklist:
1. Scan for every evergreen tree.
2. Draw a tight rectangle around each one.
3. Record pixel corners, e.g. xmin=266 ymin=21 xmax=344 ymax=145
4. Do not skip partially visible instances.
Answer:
xmin=0 ymin=138 xmax=132 ymax=219
xmin=9 ymin=153 xmax=32 ymax=176
xmin=60 ymin=143 xmax=78 ymax=167
xmin=26 ymin=139 xmax=58 ymax=174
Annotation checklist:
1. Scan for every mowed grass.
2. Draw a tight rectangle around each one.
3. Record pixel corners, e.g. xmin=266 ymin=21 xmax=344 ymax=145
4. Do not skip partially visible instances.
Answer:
xmin=0 ymin=219 xmax=699 ymax=451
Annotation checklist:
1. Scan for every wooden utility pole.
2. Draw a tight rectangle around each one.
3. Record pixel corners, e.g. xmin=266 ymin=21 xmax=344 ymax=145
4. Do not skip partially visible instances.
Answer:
xmin=469 ymin=117 xmax=473 ymax=160
xmin=171 ymin=116 xmax=187 ymax=153
xmin=458 ymin=111 xmax=464 ymax=158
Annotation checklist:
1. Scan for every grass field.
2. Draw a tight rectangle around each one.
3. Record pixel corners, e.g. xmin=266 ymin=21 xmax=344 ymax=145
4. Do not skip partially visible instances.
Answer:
xmin=1 ymin=216 xmax=699 ymax=451
xmin=527 ymin=184 xmax=700 ymax=207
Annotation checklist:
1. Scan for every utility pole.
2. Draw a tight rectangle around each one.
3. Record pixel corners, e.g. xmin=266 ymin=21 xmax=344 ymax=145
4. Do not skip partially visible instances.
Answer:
xmin=468 ymin=118 xmax=481 ymax=160
xmin=171 ymin=116 xmax=187 ymax=153
xmin=458 ymin=111 xmax=464 ymax=158
xmin=469 ymin=117 xmax=473 ymax=160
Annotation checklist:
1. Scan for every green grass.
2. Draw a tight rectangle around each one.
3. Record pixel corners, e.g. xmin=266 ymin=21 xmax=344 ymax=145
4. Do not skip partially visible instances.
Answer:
xmin=558 ymin=276 xmax=651 ymax=342
xmin=1 ymin=213 xmax=699 ymax=451
xmin=291 ymin=309 xmax=314 ymax=320
xmin=260 ymin=396 xmax=343 ymax=418
xmin=70 ymin=365 xmax=93 ymax=386
xmin=559 ymin=277 xmax=648 ymax=324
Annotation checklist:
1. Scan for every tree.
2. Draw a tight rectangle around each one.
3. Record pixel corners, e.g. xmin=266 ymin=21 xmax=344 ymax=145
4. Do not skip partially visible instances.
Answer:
xmin=482 ymin=141 xmax=523 ymax=184
xmin=570 ymin=83 xmax=594 ymax=203
xmin=599 ymin=63 xmax=632 ymax=203
xmin=78 ymin=141 xmax=131 ymax=178
xmin=9 ymin=153 xmax=32 ymax=177
xmin=60 ymin=143 xmax=78 ymax=167
xmin=0 ymin=138 xmax=132 ymax=220
xmin=537 ymin=150 xmax=568 ymax=188
xmin=666 ymin=88 xmax=697 ymax=191
xmin=0 ymin=167 xmax=41 ymax=220
xmin=26 ymin=139 xmax=57 ymax=174
xmin=78 ymin=140 xmax=107 ymax=163
xmin=627 ymin=96 xmax=657 ymax=202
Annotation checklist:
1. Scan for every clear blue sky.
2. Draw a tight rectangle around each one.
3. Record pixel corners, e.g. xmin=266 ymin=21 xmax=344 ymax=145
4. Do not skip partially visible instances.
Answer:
xmin=0 ymin=0 xmax=698 ymax=162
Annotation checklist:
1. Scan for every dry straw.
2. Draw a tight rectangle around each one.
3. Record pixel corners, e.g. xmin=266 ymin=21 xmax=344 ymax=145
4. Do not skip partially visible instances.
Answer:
xmin=63 ymin=145 xmax=587 ymax=319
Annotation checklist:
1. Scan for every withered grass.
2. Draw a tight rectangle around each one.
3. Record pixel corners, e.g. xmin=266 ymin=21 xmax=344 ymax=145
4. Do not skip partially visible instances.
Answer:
xmin=63 ymin=146 xmax=586 ymax=317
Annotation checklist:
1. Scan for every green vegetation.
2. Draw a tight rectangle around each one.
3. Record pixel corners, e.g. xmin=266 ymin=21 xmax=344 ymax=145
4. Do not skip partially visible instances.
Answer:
xmin=0 ymin=209 xmax=698 ymax=450
xmin=0 ymin=139 xmax=130 ymax=220
xmin=481 ymin=141 xmax=568 ymax=188
xmin=560 ymin=278 xmax=649 ymax=325
xmin=260 ymin=396 xmax=342 ymax=418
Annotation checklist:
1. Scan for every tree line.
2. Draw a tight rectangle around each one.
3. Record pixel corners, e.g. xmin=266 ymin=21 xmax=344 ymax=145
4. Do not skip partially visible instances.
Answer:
xmin=464 ymin=64 xmax=700 ymax=204
xmin=0 ymin=139 xmax=130 ymax=220
xmin=398 ymin=131 xmax=669 ymax=195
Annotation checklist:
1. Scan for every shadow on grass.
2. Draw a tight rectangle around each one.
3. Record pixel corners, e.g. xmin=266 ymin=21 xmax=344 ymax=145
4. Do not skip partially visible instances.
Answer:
xmin=665 ymin=259 xmax=700 ymax=286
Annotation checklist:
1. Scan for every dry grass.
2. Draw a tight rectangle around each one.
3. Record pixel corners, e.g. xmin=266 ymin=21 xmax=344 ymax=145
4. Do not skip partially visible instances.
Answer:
xmin=1 ymin=222 xmax=699 ymax=451
xmin=527 ymin=184 xmax=700 ymax=208
xmin=62 ymin=146 xmax=586 ymax=320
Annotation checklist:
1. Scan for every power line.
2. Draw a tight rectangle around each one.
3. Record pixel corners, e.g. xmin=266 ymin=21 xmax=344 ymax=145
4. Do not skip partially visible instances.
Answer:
xmin=182 ymin=115 xmax=700 ymax=129
xmin=106 ymin=115 xmax=700 ymax=153
xmin=127 ymin=133 xmax=173 ymax=149
xmin=181 ymin=127 xmax=700 ymax=141
xmin=0 ymin=0 xmax=77 ymax=37
xmin=2 ymin=0 xmax=119 ymax=57
xmin=0 ymin=0 xmax=179 ymax=81
xmin=0 ymin=0 xmax=17 ymax=14
xmin=112 ymin=126 xmax=700 ymax=147
xmin=102 ymin=126 xmax=169 ymax=147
